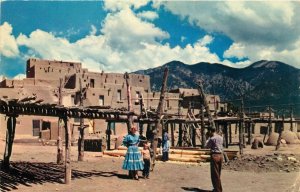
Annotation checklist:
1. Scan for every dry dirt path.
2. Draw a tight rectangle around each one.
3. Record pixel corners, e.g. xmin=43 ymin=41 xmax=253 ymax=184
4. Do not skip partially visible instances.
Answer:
xmin=0 ymin=141 xmax=299 ymax=192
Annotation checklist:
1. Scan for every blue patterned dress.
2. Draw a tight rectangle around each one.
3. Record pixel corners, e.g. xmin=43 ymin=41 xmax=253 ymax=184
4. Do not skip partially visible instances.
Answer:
xmin=122 ymin=134 xmax=144 ymax=170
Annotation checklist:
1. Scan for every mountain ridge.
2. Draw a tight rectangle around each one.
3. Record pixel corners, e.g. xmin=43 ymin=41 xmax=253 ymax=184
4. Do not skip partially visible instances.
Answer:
xmin=133 ymin=60 xmax=300 ymax=115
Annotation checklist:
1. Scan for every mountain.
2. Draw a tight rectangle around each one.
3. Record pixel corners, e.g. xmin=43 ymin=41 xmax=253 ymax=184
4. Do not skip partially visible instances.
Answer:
xmin=134 ymin=60 xmax=300 ymax=115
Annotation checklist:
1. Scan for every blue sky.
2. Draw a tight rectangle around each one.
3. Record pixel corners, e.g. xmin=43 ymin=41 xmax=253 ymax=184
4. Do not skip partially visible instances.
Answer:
xmin=1 ymin=1 xmax=300 ymax=79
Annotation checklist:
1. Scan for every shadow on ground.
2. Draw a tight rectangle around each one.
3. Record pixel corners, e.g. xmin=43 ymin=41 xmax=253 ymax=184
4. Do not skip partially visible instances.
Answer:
xmin=0 ymin=160 xmax=126 ymax=191
xmin=182 ymin=187 xmax=212 ymax=192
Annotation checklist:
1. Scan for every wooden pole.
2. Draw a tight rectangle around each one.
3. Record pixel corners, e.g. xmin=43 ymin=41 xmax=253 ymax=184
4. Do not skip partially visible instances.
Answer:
xmin=276 ymin=114 xmax=284 ymax=150
xmin=78 ymin=78 xmax=85 ymax=161
xmin=2 ymin=116 xmax=17 ymax=170
xmin=64 ymin=117 xmax=71 ymax=184
xmin=125 ymin=72 xmax=133 ymax=132
xmin=268 ymin=105 xmax=273 ymax=134
xmin=239 ymin=98 xmax=245 ymax=155
xmin=200 ymin=105 xmax=206 ymax=149
xmin=178 ymin=123 xmax=183 ymax=147
xmin=224 ymin=122 xmax=228 ymax=148
xmin=57 ymin=78 xmax=64 ymax=164
xmin=197 ymin=82 xmax=216 ymax=130
xmin=290 ymin=105 xmax=294 ymax=132
xmin=171 ymin=123 xmax=175 ymax=147
xmin=57 ymin=117 xmax=64 ymax=164
xmin=106 ymin=122 xmax=111 ymax=150
xmin=151 ymin=68 xmax=168 ymax=170
xmin=229 ymin=123 xmax=232 ymax=144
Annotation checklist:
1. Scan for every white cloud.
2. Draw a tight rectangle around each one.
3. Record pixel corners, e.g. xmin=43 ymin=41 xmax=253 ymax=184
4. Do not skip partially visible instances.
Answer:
xmin=137 ymin=11 xmax=159 ymax=21
xmin=104 ymin=0 xmax=150 ymax=12
xmin=159 ymin=1 xmax=300 ymax=68
xmin=0 ymin=75 xmax=6 ymax=81
xmin=224 ymin=41 xmax=300 ymax=69
xmin=13 ymin=73 xmax=26 ymax=80
xmin=16 ymin=27 xmax=227 ymax=73
xmin=0 ymin=22 xmax=19 ymax=57
xmin=197 ymin=35 xmax=213 ymax=46
xmin=224 ymin=43 xmax=247 ymax=60
xmin=89 ymin=25 xmax=97 ymax=36
xmin=13 ymin=1 xmax=254 ymax=74
xmin=180 ymin=36 xmax=186 ymax=43
xmin=101 ymin=8 xmax=169 ymax=52
xmin=160 ymin=2 xmax=299 ymax=49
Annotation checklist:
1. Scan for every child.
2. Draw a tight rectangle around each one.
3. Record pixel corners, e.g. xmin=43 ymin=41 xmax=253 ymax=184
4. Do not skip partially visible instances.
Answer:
xmin=141 ymin=142 xmax=151 ymax=179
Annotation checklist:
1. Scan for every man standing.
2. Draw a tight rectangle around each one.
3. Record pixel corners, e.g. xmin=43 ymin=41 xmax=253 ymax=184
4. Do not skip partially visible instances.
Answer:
xmin=205 ymin=128 xmax=223 ymax=192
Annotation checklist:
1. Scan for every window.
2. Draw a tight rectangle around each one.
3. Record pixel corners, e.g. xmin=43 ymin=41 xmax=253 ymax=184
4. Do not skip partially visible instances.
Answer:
xmin=90 ymin=79 xmax=95 ymax=88
xmin=32 ymin=120 xmax=40 ymax=136
xmin=71 ymin=95 xmax=75 ymax=105
xmin=135 ymin=91 xmax=140 ymax=105
xmin=136 ymin=91 xmax=140 ymax=99
xmin=33 ymin=120 xmax=40 ymax=128
xmin=117 ymin=90 xmax=121 ymax=101
xmin=99 ymin=95 xmax=104 ymax=106
xmin=220 ymin=107 xmax=224 ymax=112
xmin=42 ymin=121 xmax=51 ymax=130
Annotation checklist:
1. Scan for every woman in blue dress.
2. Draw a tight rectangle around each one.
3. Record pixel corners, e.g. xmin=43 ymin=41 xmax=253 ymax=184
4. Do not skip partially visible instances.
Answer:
xmin=122 ymin=126 xmax=144 ymax=180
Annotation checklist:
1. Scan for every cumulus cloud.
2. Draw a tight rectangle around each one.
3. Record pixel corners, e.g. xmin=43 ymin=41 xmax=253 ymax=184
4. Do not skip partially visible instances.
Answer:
xmin=224 ymin=41 xmax=300 ymax=69
xmin=11 ymin=0 xmax=253 ymax=74
xmin=101 ymin=8 xmax=169 ymax=52
xmin=89 ymin=25 xmax=97 ymax=36
xmin=16 ymin=27 xmax=226 ymax=72
xmin=104 ymin=0 xmax=150 ymax=12
xmin=0 ymin=22 xmax=19 ymax=57
xmin=158 ymin=1 xmax=300 ymax=68
xmin=160 ymin=2 xmax=299 ymax=49
xmin=13 ymin=73 xmax=26 ymax=80
xmin=137 ymin=11 xmax=159 ymax=20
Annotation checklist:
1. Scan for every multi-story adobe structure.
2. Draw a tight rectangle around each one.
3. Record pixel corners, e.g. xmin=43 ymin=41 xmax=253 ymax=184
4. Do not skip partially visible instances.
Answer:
xmin=0 ymin=58 xmax=226 ymax=142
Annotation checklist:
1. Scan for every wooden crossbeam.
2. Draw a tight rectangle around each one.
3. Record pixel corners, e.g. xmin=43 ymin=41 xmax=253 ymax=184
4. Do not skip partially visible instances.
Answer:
xmin=0 ymin=103 xmax=135 ymax=119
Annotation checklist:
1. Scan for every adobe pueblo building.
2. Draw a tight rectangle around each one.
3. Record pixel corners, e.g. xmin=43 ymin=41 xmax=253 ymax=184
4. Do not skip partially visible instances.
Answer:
xmin=0 ymin=58 xmax=226 ymax=145
xmin=0 ymin=58 xmax=298 ymax=150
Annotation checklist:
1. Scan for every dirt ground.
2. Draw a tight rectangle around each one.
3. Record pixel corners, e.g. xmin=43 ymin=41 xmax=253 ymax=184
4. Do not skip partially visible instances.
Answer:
xmin=1 ymin=139 xmax=300 ymax=192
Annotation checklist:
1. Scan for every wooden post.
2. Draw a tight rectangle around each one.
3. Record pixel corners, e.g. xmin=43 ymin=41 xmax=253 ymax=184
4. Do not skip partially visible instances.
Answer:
xmin=57 ymin=78 xmax=64 ymax=164
xmin=64 ymin=117 xmax=71 ymax=184
xmin=78 ymin=78 xmax=85 ymax=161
xmin=178 ymin=123 xmax=183 ymax=147
xmin=106 ymin=122 xmax=111 ymax=150
xmin=146 ymin=123 xmax=151 ymax=140
xmin=2 ymin=116 xmax=17 ymax=170
xmin=276 ymin=115 xmax=284 ymax=150
xmin=139 ymin=123 xmax=144 ymax=137
xmin=191 ymin=125 xmax=196 ymax=147
xmin=247 ymin=121 xmax=252 ymax=145
xmin=290 ymin=105 xmax=293 ymax=132
xmin=197 ymin=82 xmax=216 ymax=130
xmin=57 ymin=117 xmax=64 ymax=164
xmin=200 ymin=105 xmax=206 ymax=149
xmin=125 ymin=72 xmax=133 ymax=132
xmin=171 ymin=123 xmax=175 ymax=147
xmin=224 ymin=122 xmax=228 ymax=148
xmin=151 ymin=68 xmax=168 ymax=170
xmin=229 ymin=123 xmax=232 ymax=144
xmin=239 ymin=98 xmax=245 ymax=155
xmin=268 ymin=105 xmax=273 ymax=134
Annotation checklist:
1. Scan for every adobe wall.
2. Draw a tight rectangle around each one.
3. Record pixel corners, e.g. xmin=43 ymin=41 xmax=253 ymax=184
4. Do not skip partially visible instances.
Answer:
xmin=27 ymin=58 xmax=82 ymax=80
xmin=0 ymin=114 xmax=5 ymax=139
